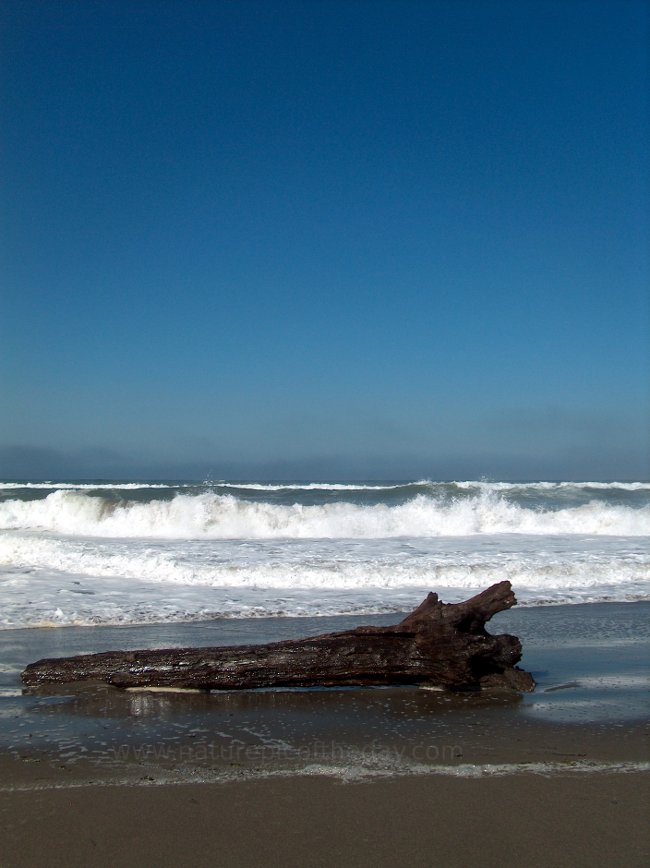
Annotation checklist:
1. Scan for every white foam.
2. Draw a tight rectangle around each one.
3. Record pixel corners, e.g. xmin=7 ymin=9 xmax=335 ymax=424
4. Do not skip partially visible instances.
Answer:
xmin=453 ymin=481 xmax=650 ymax=492
xmin=1 ymin=490 xmax=648 ymax=539
xmin=0 ymin=759 xmax=648 ymax=793
xmin=0 ymin=528 xmax=647 ymax=627
xmin=1 ymin=532 xmax=647 ymax=591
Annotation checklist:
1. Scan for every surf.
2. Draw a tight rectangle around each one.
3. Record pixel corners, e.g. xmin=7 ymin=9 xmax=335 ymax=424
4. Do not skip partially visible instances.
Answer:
xmin=0 ymin=488 xmax=648 ymax=539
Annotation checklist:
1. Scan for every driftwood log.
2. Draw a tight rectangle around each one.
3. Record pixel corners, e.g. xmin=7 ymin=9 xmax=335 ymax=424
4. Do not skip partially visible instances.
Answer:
xmin=22 ymin=581 xmax=534 ymax=693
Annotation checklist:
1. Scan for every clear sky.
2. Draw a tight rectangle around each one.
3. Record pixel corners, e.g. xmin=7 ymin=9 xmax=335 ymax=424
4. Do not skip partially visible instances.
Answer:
xmin=1 ymin=0 xmax=648 ymax=480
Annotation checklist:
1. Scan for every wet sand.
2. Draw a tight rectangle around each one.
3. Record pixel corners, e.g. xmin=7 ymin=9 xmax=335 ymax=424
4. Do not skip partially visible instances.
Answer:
xmin=1 ymin=773 xmax=649 ymax=867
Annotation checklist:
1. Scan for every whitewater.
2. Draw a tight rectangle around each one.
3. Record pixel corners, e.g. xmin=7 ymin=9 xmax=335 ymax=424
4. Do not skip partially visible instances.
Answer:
xmin=0 ymin=480 xmax=648 ymax=628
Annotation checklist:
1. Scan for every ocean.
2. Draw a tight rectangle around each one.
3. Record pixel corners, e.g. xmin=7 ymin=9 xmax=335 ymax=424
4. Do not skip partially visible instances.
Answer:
xmin=0 ymin=479 xmax=648 ymax=630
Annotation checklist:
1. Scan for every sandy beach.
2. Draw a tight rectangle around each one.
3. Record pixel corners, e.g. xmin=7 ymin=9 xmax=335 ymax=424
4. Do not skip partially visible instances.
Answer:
xmin=1 ymin=602 xmax=648 ymax=866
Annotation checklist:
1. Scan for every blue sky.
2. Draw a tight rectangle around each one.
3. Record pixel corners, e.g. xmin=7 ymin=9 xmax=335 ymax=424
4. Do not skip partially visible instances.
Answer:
xmin=1 ymin=0 xmax=648 ymax=480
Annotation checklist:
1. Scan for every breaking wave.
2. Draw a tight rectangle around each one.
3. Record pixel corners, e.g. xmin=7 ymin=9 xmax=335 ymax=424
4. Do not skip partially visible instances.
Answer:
xmin=0 ymin=489 xmax=647 ymax=539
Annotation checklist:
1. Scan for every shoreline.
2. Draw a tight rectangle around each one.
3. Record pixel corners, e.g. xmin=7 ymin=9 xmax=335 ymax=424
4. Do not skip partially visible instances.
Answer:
xmin=2 ymin=696 xmax=648 ymax=786
xmin=2 ymin=601 xmax=649 ymax=865
xmin=2 ymin=603 xmax=649 ymax=767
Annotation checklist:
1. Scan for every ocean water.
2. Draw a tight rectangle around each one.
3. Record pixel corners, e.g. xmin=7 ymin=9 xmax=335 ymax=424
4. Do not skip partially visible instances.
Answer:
xmin=0 ymin=479 xmax=648 ymax=629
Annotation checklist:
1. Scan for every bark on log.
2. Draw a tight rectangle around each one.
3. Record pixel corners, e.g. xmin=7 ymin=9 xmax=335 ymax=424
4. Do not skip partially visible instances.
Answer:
xmin=21 ymin=581 xmax=535 ymax=693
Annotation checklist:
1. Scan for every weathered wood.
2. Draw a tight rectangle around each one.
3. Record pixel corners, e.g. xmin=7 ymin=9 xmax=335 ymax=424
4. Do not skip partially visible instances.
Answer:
xmin=21 ymin=581 xmax=535 ymax=692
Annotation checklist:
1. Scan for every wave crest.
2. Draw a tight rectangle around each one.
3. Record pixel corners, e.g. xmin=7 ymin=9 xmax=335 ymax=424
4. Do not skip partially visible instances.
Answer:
xmin=0 ymin=490 xmax=647 ymax=539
